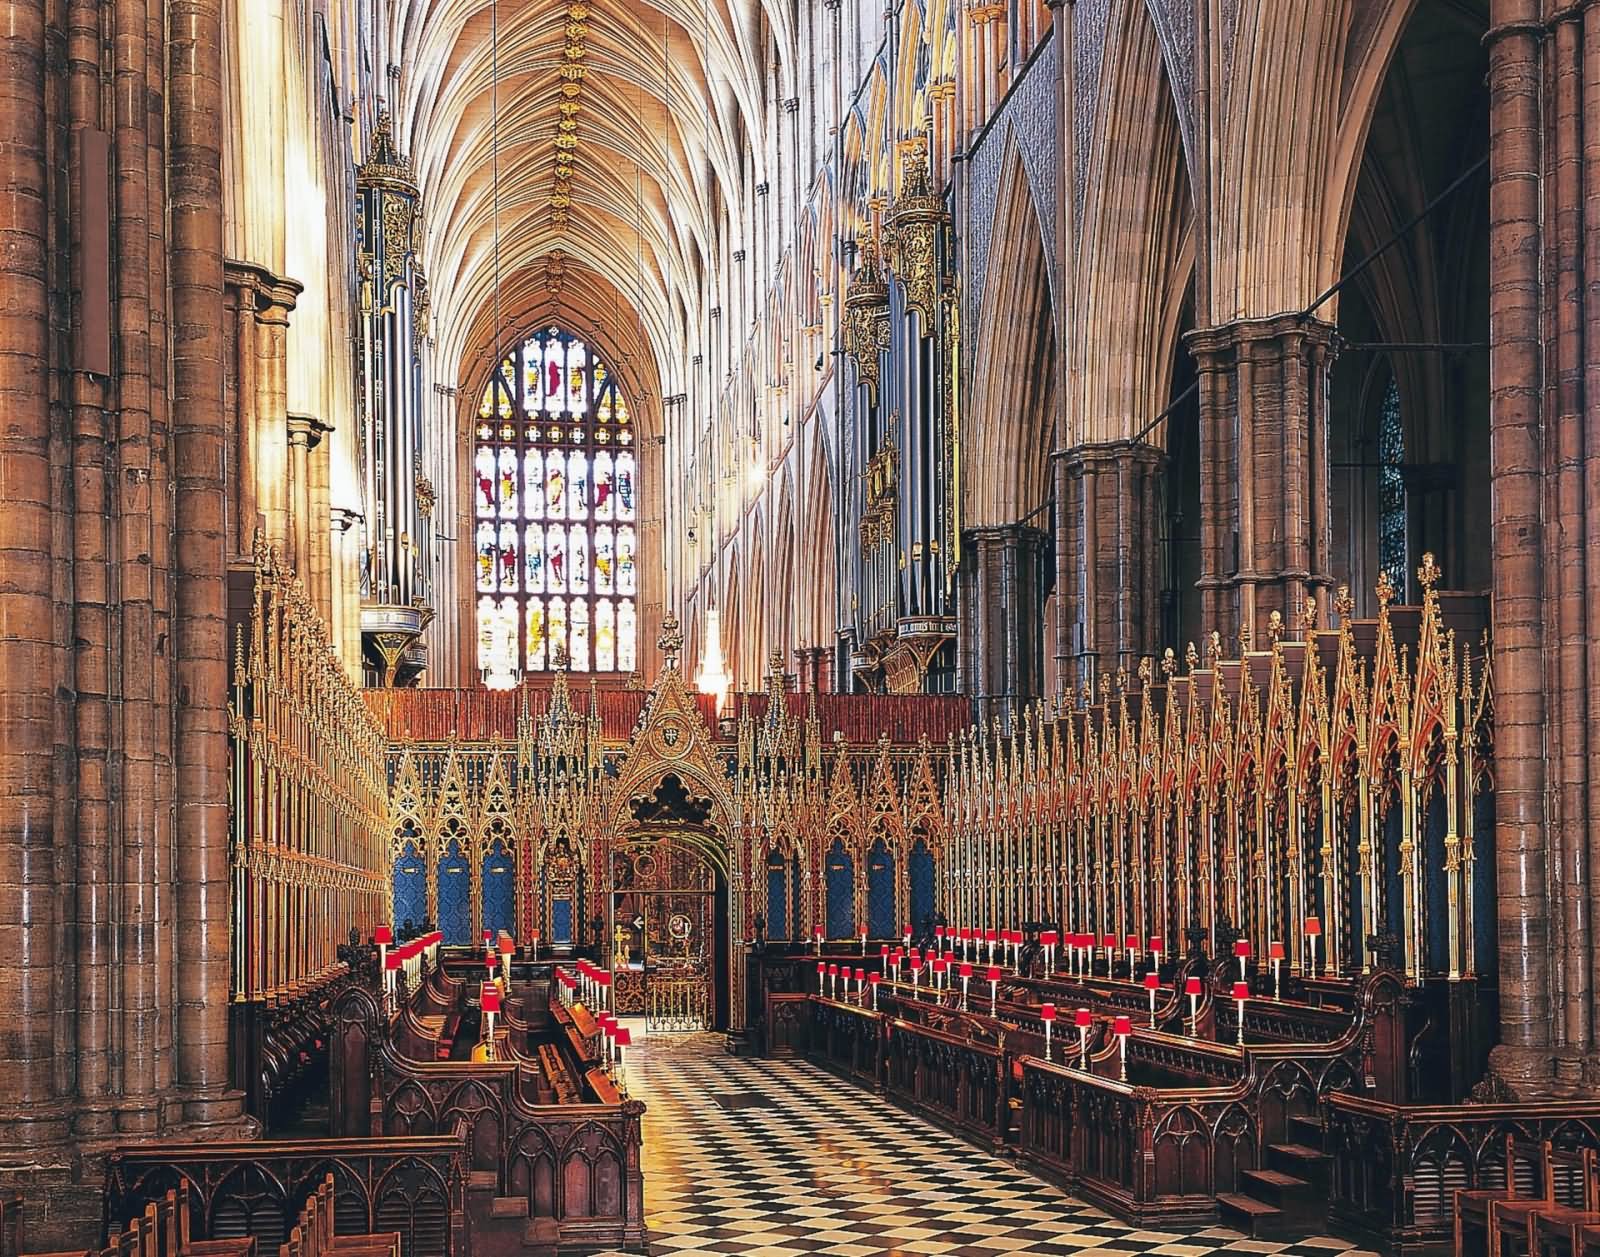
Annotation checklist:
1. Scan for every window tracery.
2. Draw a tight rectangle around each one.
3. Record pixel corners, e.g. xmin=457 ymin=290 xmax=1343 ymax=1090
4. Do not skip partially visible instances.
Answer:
xmin=475 ymin=327 xmax=639 ymax=675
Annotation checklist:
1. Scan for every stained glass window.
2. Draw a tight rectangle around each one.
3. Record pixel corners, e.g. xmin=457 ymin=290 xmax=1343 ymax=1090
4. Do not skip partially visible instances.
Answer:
xmin=476 ymin=327 xmax=639 ymax=674
xmin=1378 ymin=379 xmax=1407 ymax=600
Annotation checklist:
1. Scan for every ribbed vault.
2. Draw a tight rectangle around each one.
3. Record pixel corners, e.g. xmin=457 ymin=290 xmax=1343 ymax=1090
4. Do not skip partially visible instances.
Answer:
xmin=386 ymin=0 xmax=790 ymax=409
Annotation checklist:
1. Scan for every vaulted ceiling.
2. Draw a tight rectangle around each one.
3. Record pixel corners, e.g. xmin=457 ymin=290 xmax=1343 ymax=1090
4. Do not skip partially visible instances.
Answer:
xmin=386 ymin=0 xmax=795 ymax=418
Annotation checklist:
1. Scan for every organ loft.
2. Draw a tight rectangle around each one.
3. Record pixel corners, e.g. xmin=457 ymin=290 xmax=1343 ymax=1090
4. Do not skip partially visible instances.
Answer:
xmin=1 ymin=0 xmax=1599 ymax=1255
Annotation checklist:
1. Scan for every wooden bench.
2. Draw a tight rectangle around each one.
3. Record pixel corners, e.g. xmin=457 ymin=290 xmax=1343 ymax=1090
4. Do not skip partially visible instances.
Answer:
xmin=434 ymin=1009 xmax=462 ymax=1062
xmin=12 ymin=1189 xmax=259 ymax=1257
xmin=1456 ymin=1136 xmax=1547 ymax=1257
xmin=280 ymin=1176 xmax=399 ymax=1257
xmin=536 ymin=1044 xmax=580 ymax=1105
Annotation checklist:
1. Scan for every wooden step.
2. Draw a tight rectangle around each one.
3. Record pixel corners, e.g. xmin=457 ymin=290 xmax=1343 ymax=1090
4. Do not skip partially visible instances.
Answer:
xmin=1286 ymin=1112 xmax=1325 ymax=1146
xmin=467 ymin=1169 xmax=499 ymax=1194
xmin=1266 ymin=1141 xmax=1329 ymax=1181
xmin=1217 ymin=1191 xmax=1283 ymax=1238
xmin=490 ymin=1196 xmax=529 ymax=1219
xmin=1239 ymin=1166 xmax=1317 ymax=1209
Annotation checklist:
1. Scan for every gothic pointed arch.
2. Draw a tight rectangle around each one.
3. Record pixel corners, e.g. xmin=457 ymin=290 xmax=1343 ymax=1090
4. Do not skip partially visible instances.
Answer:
xmin=966 ymin=142 xmax=1055 ymax=528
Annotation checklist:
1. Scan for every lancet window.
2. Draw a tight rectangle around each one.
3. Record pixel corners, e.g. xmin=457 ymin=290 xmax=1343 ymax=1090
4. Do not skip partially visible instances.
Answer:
xmin=475 ymin=327 xmax=639 ymax=675
xmin=1378 ymin=379 xmax=1407 ymax=600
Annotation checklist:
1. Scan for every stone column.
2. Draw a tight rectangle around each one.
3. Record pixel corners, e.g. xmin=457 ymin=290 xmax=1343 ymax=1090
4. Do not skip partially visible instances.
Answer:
xmin=1185 ymin=314 xmax=1334 ymax=644
xmin=1484 ymin=0 xmax=1550 ymax=1095
xmin=254 ymin=284 xmax=298 ymax=555
xmin=285 ymin=413 xmax=326 ymax=583
xmin=331 ymin=508 xmax=362 ymax=674
xmin=959 ymin=524 xmax=1049 ymax=730
xmin=168 ymin=0 xmax=242 ymax=1118
xmin=1055 ymin=441 xmax=1166 ymax=688
xmin=0 ymin=0 xmax=65 ymax=1145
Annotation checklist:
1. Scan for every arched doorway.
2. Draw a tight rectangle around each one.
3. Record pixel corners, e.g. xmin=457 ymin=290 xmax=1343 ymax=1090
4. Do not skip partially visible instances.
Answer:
xmin=609 ymin=829 xmax=727 ymax=1032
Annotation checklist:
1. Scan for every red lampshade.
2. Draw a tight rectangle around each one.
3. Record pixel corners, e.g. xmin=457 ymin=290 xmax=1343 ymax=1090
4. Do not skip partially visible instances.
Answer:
xmin=880 ymin=944 xmax=890 ymax=956
xmin=869 ymin=972 xmax=881 ymax=985
xmin=1234 ymin=939 xmax=1251 ymax=958
xmin=935 ymin=926 xmax=946 ymax=938
xmin=987 ymin=965 xmax=1001 ymax=982
xmin=932 ymin=959 xmax=947 ymax=974
xmin=1144 ymin=973 xmax=1160 ymax=990
xmin=815 ymin=925 xmax=825 ymax=937
xmin=959 ymin=963 xmax=973 ymax=979
xmin=1149 ymin=935 xmax=1164 ymax=952
xmin=1184 ymin=976 xmax=1202 ymax=996
xmin=1074 ymin=1007 xmax=1092 ymax=1029
xmin=1306 ymin=916 xmax=1323 ymax=937
xmin=827 ymin=963 xmax=839 ymax=976
xmin=482 ymin=989 xmax=501 ymax=1015
xmin=1102 ymin=934 xmax=1116 ymax=948
xmin=615 ymin=1027 xmax=632 ymax=1047
xmin=1040 ymin=1003 xmax=1057 ymax=1022
xmin=1113 ymin=1015 xmax=1132 ymax=1036
xmin=499 ymin=936 xmax=514 ymax=955
xmin=597 ymin=972 xmax=611 ymax=987
xmin=375 ymin=925 xmax=393 ymax=946
xmin=384 ymin=953 xmax=400 ymax=971
xmin=485 ymin=957 xmax=496 ymax=971
xmin=1232 ymin=982 xmax=1250 ymax=1001
xmin=817 ymin=961 xmax=826 ymax=975
xmin=1268 ymin=941 xmax=1286 ymax=961
xmin=903 ymin=924 xmax=912 ymax=936
xmin=943 ymin=951 xmax=955 ymax=964
xmin=529 ymin=930 xmax=540 ymax=941
xmin=483 ymin=929 xmax=493 ymax=941
xmin=960 ymin=927 xmax=972 ymax=941
xmin=854 ymin=968 xmax=864 ymax=981
xmin=1125 ymin=934 xmax=1140 ymax=950
xmin=985 ymin=929 xmax=997 ymax=942
xmin=1040 ymin=930 xmax=1059 ymax=946
xmin=859 ymin=924 xmax=867 ymax=937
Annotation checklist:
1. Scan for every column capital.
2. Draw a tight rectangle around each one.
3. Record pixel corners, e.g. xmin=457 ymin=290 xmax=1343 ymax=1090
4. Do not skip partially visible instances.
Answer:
xmin=224 ymin=258 xmax=304 ymax=320
xmin=286 ymin=413 xmax=332 ymax=450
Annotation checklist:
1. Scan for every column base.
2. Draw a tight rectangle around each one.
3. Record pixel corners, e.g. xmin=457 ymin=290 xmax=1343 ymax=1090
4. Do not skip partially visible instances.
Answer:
xmin=1486 ymin=1042 xmax=1556 ymax=1099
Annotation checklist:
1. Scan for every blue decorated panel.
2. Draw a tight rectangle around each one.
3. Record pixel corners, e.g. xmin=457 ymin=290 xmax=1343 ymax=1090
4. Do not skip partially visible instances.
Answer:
xmin=867 ymin=839 xmax=895 ymax=939
xmin=482 ymin=839 xmax=515 ymax=939
xmin=766 ymin=850 xmax=788 ymax=940
xmin=825 ymin=838 xmax=854 ymax=940
xmin=909 ymin=838 xmax=935 ymax=933
xmin=551 ymin=897 xmax=574 ymax=944
xmin=438 ymin=839 xmax=472 ymax=944
xmin=393 ymin=841 xmax=426 ymax=934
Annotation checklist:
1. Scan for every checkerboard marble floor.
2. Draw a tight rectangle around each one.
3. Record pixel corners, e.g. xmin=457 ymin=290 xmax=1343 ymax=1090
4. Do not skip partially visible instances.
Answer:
xmin=592 ymin=1027 xmax=1379 ymax=1257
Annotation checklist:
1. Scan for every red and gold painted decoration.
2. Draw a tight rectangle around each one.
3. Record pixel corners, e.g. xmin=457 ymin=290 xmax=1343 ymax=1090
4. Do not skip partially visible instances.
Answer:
xmin=230 ymin=538 xmax=390 ymax=1002
xmin=943 ymin=556 xmax=1493 ymax=984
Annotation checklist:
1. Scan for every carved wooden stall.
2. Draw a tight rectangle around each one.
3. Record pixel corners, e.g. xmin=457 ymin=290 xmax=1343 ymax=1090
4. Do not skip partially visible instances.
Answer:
xmin=103 ymin=1135 xmax=469 ymax=1257
xmin=327 ymin=953 xmax=646 ymax=1254
xmin=229 ymin=543 xmax=392 ymax=1131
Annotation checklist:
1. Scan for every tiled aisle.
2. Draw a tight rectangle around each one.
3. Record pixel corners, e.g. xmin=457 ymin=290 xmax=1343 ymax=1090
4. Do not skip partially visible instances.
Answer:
xmin=594 ymin=1029 xmax=1378 ymax=1257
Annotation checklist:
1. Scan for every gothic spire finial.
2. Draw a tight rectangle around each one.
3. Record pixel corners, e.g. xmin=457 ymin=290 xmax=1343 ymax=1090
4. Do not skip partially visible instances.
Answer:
xmin=657 ymin=614 xmax=683 ymax=670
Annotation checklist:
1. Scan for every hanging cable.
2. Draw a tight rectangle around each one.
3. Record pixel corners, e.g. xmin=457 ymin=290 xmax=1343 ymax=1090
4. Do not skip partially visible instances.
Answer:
xmin=490 ymin=0 xmax=503 ymax=359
